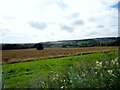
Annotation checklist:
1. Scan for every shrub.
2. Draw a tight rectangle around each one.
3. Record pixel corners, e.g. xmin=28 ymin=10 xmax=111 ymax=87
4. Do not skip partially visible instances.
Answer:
xmin=31 ymin=51 xmax=120 ymax=88
xmin=34 ymin=43 xmax=44 ymax=50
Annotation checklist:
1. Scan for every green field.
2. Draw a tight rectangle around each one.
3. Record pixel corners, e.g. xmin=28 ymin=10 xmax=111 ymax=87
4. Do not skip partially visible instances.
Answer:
xmin=3 ymin=50 xmax=120 ymax=88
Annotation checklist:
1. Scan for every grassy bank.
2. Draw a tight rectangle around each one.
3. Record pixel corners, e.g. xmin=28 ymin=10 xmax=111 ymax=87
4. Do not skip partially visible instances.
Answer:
xmin=3 ymin=50 xmax=120 ymax=88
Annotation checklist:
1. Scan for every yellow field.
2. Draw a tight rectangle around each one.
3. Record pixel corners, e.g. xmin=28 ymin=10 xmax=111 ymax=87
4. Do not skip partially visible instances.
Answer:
xmin=2 ymin=46 xmax=118 ymax=63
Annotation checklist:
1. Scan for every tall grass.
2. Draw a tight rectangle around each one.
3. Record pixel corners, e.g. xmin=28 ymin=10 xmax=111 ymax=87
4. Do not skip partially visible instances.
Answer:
xmin=3 ymin=50 xmax=120 ymax=88
xmin=30 ymin=51 xmax=120 ymax=89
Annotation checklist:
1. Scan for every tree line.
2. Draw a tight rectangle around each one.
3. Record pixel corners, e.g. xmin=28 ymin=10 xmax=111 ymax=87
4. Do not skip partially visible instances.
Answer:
xmin=1 ymin=37 xmax=120 ymax=50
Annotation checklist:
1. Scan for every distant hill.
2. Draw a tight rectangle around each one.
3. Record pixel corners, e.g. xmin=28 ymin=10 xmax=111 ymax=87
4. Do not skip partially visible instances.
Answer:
xmin=1 ymin=37 xmax=120 ymax=50
xmin=43 ymin=37 xmax=120 ymax=48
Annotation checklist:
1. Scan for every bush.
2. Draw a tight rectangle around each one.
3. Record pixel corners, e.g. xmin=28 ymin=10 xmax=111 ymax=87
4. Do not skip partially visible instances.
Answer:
xmin=34 ymin=43 xmax=44 ymax=50
xmin=31 ymin=51 xmax=120 ymax=88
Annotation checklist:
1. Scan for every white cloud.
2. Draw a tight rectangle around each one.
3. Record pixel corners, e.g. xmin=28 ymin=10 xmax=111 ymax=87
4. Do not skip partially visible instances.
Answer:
xmin=29 ymin=22 xmax=47 ymax=30
xmin=0 ymin=0 xmax=118 ymax=43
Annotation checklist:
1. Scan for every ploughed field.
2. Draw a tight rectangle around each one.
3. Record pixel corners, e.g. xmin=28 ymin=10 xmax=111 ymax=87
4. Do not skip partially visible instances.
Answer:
xmin=2 ymin=46 xmax=117 ymax=63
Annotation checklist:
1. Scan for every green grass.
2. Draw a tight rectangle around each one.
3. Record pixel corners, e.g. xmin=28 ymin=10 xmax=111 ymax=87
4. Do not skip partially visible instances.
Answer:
xmin=3 ymin=50 xmax=120 ymax=88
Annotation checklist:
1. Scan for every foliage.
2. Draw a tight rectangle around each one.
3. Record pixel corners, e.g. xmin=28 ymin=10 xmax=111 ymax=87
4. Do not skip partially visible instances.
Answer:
xmin=1 ymin=44 xmax=35 ymax=50
xmin=30 ymin=51 xmax=120 ymax=89
xmin=3 ymin=50 xmax=120 ymax=88
xmin=34 ymin=43 xmax=44 ymax=50
xmin=43 ymin=37 xmax=119 ymax=48
xmin=64 ymin=52 xmax=120 ymax=88
xmin=1 ymin=37 xmax=119 ymax=50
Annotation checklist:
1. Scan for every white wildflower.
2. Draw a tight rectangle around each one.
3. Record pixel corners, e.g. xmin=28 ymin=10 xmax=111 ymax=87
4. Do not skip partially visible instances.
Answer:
xmin=95 ymin=72 xmax=97 ymax=74
xmin=99 ymin=61 xmax=102 ymax=65
xmin=115 ymin=57 xmax=118 ymax=62
xmin=61 ymin=86 xmax=64 ymax=89
xmin=96 ymin=61 xmax=99 ymax=64
xmin=53 ymin=78 xmax=56 ymax=80
xmin=96 ymin=61 xmax=102 ymax=67
xmin=112 ymin=73 xmax=115 ymax=77
xmin=116 ymin=62 xmax=119 ymax=66
xmin=56 ymin=73 xmax=59 ymax=77
xmin=108 ymin=70 xmax=113 ymax=75
xmin=111 ymin=60 xmax=115 ymax=65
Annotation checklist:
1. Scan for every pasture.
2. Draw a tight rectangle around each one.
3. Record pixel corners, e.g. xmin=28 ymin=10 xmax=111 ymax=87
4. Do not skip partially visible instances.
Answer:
xmin=2 ymin=46 xmax=120 ymax=88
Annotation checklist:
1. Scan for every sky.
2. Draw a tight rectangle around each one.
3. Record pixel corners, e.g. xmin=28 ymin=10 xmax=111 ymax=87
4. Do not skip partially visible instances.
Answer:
xmin=0 ymin=0 xmax=119 ymax=43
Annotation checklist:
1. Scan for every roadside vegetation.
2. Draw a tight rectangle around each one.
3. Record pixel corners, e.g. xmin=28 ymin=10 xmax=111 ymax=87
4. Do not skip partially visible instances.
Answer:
xmin=3 ymin=50 xmax=120 ymax=88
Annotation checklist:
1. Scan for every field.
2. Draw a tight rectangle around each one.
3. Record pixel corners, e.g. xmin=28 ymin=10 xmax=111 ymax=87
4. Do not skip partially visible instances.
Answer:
xmin=2 ymin=46 xmax=120 ymax=88
xmin=2 ymin=46 xmax=117 ymax=63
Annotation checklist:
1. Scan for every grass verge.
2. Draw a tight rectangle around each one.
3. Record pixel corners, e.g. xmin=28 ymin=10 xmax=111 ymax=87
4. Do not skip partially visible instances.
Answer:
xmin=2 ymin=50 xmax=120 ymax=88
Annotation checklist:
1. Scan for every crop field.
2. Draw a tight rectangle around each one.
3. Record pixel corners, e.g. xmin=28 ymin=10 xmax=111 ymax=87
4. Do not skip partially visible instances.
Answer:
xmin=2 ymin=46 xmax=117 ymax=63
xmin=2 ymin=46 xmax=120 ymax=88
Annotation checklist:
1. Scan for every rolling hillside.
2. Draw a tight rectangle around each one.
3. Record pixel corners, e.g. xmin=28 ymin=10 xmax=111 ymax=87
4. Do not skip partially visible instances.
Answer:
xmin=1 ymin=37 xmax=120 ymax=50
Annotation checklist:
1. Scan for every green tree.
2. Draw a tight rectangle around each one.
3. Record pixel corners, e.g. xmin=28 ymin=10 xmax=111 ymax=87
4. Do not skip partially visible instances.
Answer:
xmin=34 ymin=43 xmax=44 ymax=50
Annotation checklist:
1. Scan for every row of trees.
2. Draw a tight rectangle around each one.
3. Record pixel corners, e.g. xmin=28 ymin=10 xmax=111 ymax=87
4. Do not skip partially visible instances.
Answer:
xmin=1 ymin=43 xmax=44 ymax=50
xmin=43 ymin=40 xmax=120 ymax=48
xmin=1 ymin=44 xmax=34 ymax=50
xmin=1 ymin=37 xmax=120 ymax=50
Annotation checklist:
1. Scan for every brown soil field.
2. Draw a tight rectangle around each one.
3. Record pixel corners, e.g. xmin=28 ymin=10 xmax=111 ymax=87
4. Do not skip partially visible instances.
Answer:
xmin=2 ymin=46 xmax=118 ymax=63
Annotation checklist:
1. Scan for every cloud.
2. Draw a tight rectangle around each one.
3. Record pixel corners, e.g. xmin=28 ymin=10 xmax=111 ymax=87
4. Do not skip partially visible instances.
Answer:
xmin=0 ymin=29 xmax=9 ymax=36
xmin=97 ymin=25 xmax=104 ymax=28
xmin=0 ymin=0 xmax=118 ymax=43
xmin=101 ymin=0 xmax=118 ymax=6
xmin=73 ymin=20 xmax=84 ymax=25
xmin=111 ymin=1 xmax=120 ymax=11
xmin=57 ymin=1 xmax=68 ymax=10
xmin=61 ymin=25 xmax=74 ymax=32
xmin=87 ymin=31 xmax=99 ymax=36
xmin=2 ymin=35 xmax=34 ymax=43
xmin=89 ymin=18 xmax=96 ymax=22
xmin=65 ymin=13 xmax=80 ymax=19
xmin=29 ymin=22 xmax=47 ymax=30
xmin=71 ymin=13 xmax=80 ymax=18
xmin=3 ymin=16 xmax=16 ymax=20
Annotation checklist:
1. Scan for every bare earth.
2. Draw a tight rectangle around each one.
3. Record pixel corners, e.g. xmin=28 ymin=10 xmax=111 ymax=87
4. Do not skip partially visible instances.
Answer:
xmin=2 ymin=46 xmax=118 ymax=63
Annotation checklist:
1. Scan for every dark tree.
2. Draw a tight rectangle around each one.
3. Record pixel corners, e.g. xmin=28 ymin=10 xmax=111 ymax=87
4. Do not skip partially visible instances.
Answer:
xmin=115 ymin=37 xmax=120 ymax=46
xmin=34 ymin=43 xmax=44 ymax=50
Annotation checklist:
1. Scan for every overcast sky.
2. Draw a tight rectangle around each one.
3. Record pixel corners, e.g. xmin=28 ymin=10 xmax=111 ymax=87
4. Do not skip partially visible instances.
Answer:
xmin=0 ymin=0 xmax=119 ymax=43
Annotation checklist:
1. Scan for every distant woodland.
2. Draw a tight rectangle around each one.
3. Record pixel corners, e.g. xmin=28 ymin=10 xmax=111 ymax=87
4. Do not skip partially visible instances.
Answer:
xmin=1 ymin=37 xmax=120 ymax=50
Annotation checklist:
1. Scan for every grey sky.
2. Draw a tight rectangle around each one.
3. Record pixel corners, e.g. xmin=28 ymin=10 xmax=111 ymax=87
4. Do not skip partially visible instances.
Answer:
xmin=61 ymin=25 xmax=74 ymax=32
xmin=29 ymin=22 xmax=47 ymax=30
xmin=0 ymin=0 xmax=118 ymax=43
